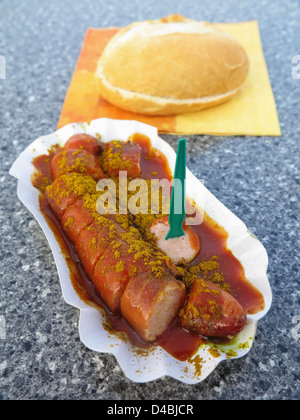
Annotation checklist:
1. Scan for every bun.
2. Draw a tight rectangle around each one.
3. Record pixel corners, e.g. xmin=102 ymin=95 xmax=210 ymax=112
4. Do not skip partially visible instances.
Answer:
xmin=95 ymin=15 xmax=249 ymax=115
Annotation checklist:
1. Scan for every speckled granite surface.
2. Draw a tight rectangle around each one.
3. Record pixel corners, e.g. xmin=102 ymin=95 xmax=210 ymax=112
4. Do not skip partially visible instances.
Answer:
xmin=0 ymin=0 xmax=299 ymax=400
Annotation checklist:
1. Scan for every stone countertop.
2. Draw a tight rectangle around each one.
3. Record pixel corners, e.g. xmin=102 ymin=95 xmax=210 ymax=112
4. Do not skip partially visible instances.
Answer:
xmin=0 ymin=0 xmax=299 ymax=400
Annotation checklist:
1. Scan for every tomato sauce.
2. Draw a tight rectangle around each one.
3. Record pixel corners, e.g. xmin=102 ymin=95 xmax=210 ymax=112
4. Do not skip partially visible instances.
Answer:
xmin=32 ymin=134 xmax=264 ymax=361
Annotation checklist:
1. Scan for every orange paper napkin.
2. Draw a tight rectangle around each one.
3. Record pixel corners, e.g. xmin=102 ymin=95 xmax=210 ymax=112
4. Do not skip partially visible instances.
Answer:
xmin=57 ymin=21 xmax=281 ymax=136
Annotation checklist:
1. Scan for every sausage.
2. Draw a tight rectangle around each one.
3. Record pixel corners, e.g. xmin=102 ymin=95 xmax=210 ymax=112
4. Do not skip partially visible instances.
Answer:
xmin=74 ymin=220 xmax=118 ymax=280
xmin=45 ymin=172 xmax=189 ymax=342
xmin=61 ymin=198 xmax=95 ymax=243
xmin=102 ymin=141 xmax=141 ymax=178
xmin=150 ymin=216 xmax=200 ymax=265
xmin=44 ymin=137 xmax=249 ymax=344
xmin=50 ymin=149 xmax=105 ymax=181
xmin=93 ymin=237 xmax=158 ymax=313
xmin=64 ymin=134 xmax=103 ymax=156
xmin=180 ymin=278 xmax=247 ymax=338
xmin=120 ymin=273 xmax=186 ymax=342
xmin=93 ymin=241 xmax=134 ymax=312
xmin=44 ymin=173 xmax=97 ymax=219
xmin=44 ymin=176 xmax=79 ymax=219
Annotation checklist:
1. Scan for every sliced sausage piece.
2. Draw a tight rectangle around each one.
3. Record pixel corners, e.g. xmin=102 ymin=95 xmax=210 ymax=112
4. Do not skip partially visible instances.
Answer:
xmin=92 ymin=236 xmax=154 ymax=312
xmin=64 ymin=134 xmax=102 ymax=156
xmin=180 ymin=278 xmax=247 ymax=338
xmin=74 ymin=220 xmax=116 ymax=279
xmin=150 ymin=216 xmax=200 ymax=265
xmin=120 ymin=274 xmax=186 ymax=342
xmin=50 ymin=149 xmax=105 ymax=181
xmin=61 ymin=198 xmax=95 ymax=243
xmin=102 ymin=141 xmax=141 ymax=178
xmin=93 ymin=241 xmax=134 ymax=312
xmin=45 ymin=177 xmax=79 ymax=219
xmin=45 ymin=173 xmax=97 ymax=219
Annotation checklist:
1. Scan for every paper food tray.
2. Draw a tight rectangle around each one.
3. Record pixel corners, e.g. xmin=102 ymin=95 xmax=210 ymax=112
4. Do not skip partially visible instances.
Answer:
xmin=9 ymin=118 xmax=272 ymax=384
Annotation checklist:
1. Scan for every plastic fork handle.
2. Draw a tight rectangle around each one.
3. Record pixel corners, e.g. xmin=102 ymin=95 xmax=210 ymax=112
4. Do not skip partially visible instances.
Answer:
xmin=165 ymin=139 xmax=186 ymax=239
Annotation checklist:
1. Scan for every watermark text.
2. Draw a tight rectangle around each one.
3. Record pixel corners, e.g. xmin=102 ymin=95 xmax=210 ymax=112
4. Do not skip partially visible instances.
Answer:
xmin=95 ymin=172 xmax=204 ymax=225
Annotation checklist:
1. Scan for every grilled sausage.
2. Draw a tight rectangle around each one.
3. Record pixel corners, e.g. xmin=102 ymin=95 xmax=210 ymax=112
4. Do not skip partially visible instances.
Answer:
xmin=44 ymin=173 xmax=96 ymax=219
xmin=50 ymin=149 xmax=105 ymax=181
xmin=102 ymin=141 xmax=142 ymax=178
xmin=64 ymin=134 xmax=102 ymax=156
xmin=180 ymin=278 xmax=247 ymax=338
xmin=121 ymin=273 xmax=186 ymax=342
xmin=150 ymin=216 xmax=200 ymax=264
xmin=45 ymin=173 xmax=186 ymax=342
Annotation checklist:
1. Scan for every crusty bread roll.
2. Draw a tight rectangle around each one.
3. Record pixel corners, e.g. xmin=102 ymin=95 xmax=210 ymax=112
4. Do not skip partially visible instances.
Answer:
xmin=96 ymin=15 xmax=249 ymax=115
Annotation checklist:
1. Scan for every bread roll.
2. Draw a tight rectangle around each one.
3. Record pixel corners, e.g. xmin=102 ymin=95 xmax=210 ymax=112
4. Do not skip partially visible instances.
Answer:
xmin=96 ymin=15 xmax=249 ymax=115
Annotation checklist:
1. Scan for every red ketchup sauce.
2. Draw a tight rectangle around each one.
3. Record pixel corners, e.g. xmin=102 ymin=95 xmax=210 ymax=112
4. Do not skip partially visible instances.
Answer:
xmin=31 ymin=133 xmax=265 ymax=361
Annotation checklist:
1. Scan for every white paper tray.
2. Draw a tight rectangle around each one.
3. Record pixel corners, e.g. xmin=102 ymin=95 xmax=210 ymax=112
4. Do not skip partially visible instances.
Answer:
xmin=9 ymin=118 xmax=272 ymax=384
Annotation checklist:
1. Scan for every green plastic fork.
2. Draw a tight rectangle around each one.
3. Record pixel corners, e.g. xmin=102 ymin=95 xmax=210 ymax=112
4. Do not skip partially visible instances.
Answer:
xmin=165 ymin=138 xmax=186 ymax=240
